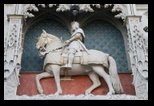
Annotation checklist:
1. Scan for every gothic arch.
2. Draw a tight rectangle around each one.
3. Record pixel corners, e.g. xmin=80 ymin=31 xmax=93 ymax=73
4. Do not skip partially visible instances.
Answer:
xmin=78 ymin=11 xmax=130 ymax=71
xmin=23 ymin=11 xmax=71 ymax=34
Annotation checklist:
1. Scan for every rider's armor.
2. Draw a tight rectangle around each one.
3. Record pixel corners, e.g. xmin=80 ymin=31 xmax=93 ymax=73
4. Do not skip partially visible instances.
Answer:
xmin=62 ymin=22 xmax=88 ymax=68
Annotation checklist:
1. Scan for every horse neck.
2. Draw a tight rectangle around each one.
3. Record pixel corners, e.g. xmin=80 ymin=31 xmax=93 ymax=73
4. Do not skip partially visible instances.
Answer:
xmin=46 ymin=38 xmax=63 ymax=51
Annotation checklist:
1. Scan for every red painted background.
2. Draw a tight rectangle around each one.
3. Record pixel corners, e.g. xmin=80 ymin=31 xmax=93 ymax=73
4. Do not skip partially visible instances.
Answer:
xmin=17 ymin=73 xmax=135 ymax=96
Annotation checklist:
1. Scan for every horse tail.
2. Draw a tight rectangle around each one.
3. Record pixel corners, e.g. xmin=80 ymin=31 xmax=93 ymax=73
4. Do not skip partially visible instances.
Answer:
xmin=108 ymin=56 xmax=123 ymax=94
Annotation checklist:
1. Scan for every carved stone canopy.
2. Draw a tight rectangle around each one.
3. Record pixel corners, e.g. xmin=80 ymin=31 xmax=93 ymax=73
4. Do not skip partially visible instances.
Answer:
xmin=23 ymin=4 xmax=127 ymax=21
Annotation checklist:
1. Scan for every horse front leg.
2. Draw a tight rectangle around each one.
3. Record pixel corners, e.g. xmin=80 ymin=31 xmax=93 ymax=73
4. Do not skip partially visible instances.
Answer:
xmin=51 ymin=65 xmax=62 ymax=95
xmin=35 ymin=72 xmax=53 ymax=94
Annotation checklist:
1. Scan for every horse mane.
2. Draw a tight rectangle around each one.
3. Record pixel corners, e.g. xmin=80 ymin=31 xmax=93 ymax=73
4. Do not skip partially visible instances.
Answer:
xmin=44 ymin=33 xmax=63 ymax=52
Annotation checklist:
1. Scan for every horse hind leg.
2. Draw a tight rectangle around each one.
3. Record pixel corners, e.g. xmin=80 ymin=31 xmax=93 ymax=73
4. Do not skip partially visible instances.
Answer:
xmin=35 ymin=72 xmax=53 ymax=94
xmin=85 ymin=71 xmax=101 ymax=95
xmin=92 ymin=65 xmax=115 ymax=95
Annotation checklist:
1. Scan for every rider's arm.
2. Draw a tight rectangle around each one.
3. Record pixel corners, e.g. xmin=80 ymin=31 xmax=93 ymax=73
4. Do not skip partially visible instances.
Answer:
xmin=68 ymin=33 xmax=83 ymax=43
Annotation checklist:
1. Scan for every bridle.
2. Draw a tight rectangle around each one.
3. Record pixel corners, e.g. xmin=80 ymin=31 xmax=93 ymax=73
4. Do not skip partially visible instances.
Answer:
xmin=38 ymin=35 xmax=66 ymax=56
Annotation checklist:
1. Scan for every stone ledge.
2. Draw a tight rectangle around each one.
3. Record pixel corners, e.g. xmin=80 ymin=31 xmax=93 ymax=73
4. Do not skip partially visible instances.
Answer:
xmin=6 ymin=94 xmax=138 ymax=100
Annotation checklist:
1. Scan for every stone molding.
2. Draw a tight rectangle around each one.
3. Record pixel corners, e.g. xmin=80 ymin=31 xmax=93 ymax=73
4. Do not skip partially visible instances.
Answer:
xmin=9 ymin=94 xmax=138 ymax=100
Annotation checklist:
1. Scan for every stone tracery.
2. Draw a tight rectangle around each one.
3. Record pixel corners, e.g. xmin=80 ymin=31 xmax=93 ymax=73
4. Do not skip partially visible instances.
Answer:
xmin=23 ymin=4 xmax=127 ymax=21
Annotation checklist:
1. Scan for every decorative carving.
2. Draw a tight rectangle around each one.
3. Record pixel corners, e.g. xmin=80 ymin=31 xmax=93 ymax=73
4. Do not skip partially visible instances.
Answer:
xmin=23 ymin=4 xmax=38 ymax=18
xmin=38 ymin=4 xmax=46 ymax=8
xmin=104 ymin=4 xmax=113 ymax=8
xmin=126 ymin=16 xmax=148 ymax=99
xmin=143 ymin=26 xmax=148 ymax=57
xmin=48 ymin=4 xmax=57 ymax=7
xmin=4 ymin=71 xmax=18 ymax=100
xmin=4 ymin=15 xmax=24 ymax=99
xmin=4 ymin=19 xmax=19 ymax=80
xmin=105 ymin=4 xmax=126 ymax=21
xmin=22 ymin=4 xmax=127 ymax=21
xmin=56 ymin=4 xmax=70 ymax=12
xmin=143 ymin=26 xmax=148 ymax=32
xmin=79 ymin=4 xmax=100 ymax=12
xmin=135 ymin=71 xmax=148 ymax=99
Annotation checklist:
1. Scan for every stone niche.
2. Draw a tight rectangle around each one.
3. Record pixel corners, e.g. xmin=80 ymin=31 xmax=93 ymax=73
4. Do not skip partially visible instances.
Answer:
xmin=4 ymin=4 xmax=148 ymax=100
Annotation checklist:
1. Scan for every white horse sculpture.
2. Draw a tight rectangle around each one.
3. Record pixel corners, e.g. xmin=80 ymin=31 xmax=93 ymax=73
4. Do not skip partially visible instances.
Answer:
xmin=35 ymin=30 xmax=123 ymax=95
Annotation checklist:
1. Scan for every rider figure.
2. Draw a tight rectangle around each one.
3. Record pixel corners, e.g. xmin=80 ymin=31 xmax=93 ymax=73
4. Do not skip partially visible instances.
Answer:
xmin=62 ymin=21 xmax=88 ymax=68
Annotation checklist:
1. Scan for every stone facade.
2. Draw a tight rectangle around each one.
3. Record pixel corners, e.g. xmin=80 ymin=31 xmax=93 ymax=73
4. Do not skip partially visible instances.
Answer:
xmin=4 ymin=4 xmax=148 ymax=100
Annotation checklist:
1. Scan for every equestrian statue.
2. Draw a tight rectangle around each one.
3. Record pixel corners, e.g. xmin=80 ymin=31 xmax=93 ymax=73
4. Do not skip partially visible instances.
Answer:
xmin=35 ymin=21 xmax=123 ymax=95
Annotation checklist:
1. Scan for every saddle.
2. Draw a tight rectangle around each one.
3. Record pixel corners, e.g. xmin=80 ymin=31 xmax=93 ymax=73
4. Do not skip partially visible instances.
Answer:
xmin=43 ymin=49 xmax=109 ymax=71
xmin=60 ymin=46 xmax=84 ymax=64
xmin=61 ymin=51 xmax=83 ymax=65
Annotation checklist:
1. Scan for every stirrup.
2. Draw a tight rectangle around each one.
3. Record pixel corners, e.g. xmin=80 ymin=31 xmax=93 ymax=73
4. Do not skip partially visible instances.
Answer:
xmin=67 ymin=64 xmax=72 ymax=68
xmin=61 ymin=64 xmax=72 ymax=69
xmin=61 ymin=64 xmax=68 ymax=68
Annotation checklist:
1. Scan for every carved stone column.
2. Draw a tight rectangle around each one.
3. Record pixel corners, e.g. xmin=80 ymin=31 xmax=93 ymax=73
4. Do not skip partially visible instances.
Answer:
xmin=125 ymin=16 xmax=148 ymax=100
xmin=4 ymin=15 xmax=24 ymax=100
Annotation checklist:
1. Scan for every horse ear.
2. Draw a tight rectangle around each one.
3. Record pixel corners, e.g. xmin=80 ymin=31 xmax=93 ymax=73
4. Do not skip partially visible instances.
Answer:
xmin=42 ymin=29 xmax=47 ymax=34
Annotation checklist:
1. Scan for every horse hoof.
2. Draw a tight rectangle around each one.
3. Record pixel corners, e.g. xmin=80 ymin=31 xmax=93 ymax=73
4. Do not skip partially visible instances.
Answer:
xmin=106 ymin=91 xmax=115 ymax=96
xmin=85 ymin=91 xmax=91 ymax=95
xmin=40 ymin=94 xmax=45 ymax=96
xmin=54 ymin=92 xmax=60 ymax=96
xmin=106 ymin=92 xmax=112 ymax=96
xmin=54 ymin=91 xmax=62 ymax=96
xmin=38 ymin=89 xmax=44 ymax=94
xmin=85 ymin=93 xmax=89 ymax=96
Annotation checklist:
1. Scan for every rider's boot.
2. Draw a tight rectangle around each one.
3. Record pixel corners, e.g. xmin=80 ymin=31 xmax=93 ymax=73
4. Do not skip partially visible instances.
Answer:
xmin=61 ymin=64 xmax=68 ymax=68
xmin=61 ymin=49 xmax=76 ymax=69
xmin=66 ymin=52 xmax=74 ymax=68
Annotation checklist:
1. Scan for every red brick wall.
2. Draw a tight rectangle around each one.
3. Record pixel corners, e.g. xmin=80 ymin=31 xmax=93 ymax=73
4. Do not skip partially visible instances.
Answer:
xmin=17 ymin=73 xmax=135 ymax=96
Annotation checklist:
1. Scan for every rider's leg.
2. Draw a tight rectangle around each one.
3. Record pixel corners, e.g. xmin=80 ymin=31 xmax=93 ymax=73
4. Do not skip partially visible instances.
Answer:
xmin=67 ymin=48 xmax=76 ymax=68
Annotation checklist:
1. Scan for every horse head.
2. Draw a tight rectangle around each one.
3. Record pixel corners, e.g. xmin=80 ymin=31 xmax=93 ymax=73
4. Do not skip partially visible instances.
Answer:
xmin=36 ymin=30 xmax=56 ymax=50
xmin=36 ymin=30 xmax=63 ymax=51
